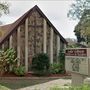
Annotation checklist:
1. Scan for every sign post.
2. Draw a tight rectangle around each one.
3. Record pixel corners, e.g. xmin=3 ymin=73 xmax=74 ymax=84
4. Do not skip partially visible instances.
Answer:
xmin=65 ymin=48 xmax=90 ymax=86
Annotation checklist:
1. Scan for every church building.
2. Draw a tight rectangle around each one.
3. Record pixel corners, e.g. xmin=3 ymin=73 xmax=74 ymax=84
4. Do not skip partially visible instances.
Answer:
xmin=0 ymin=5 xmax=67 ymax=72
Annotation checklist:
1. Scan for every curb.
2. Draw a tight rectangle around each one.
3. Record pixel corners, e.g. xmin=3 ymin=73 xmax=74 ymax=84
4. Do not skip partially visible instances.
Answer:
xmin=0 ymin=76 xmax=71 ymax=80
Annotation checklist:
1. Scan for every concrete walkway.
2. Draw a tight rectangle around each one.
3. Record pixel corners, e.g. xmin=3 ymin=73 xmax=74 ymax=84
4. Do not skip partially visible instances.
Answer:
xmin=18 ymin=79 xmax=71 ymax=90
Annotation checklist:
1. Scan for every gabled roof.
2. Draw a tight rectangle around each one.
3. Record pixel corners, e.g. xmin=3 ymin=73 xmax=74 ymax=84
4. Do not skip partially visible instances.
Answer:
xmin=0 ymin=24 xmax=11 ymax=37
xmin=0 ymin=5 xmax=67 ymax=45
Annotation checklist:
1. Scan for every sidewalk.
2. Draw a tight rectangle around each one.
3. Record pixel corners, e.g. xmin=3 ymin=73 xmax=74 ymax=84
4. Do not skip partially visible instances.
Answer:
xmin=18 ymin=79 xmax=71 ymax=90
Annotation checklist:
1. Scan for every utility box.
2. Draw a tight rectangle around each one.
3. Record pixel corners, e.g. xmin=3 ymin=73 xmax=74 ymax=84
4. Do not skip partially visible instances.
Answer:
xmin=65 ymin=48 xmax=90 ymax=86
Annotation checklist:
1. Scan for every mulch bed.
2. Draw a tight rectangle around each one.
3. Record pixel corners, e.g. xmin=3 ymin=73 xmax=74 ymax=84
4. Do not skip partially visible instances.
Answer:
xmin=48 ymin=73 xmax=70 ymax=77
xmin=1 ymin=72 xmax=71 ymax=77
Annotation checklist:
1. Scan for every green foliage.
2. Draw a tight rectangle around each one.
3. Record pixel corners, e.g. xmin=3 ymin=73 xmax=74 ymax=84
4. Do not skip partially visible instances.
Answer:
xmin=74 ymin=27 xmax=85 ymax=43
xmin=0 ymin=2 xmax=9 ymax=24
xmin=13 ymin=66 xmax=26 ymax=76
xmin=67 ymin=43 xmax=86 ymax=48
xmin=68 ymin=0 xmax=90 ymax=46
xmin=4 ymin=48 xmax=17 ymax=65
xmin=58 ymin=50 xmax=65 ymax=62
xmin=50 ymin=85 xmax=90 ymax=90
xmin=0 ymin=48 xmax=17 ymax=75
xmin=32 ymin=53 xmax=50 ymax=76
xmin=0 ymin=85 xmax=10 ymax=90
xmin=50 ymin=86 xmax=61 ymax=90
xmin=67 ymin=0 xmax=90 ymax=20
xmin=0 ymin=50 xmax=7 ymax=75
xmin=58 ymin=50 xmax=65 ymax=66
xmin=50 ymin=63 xmax=64 ymax=74
xmin=74 ymin=9 xmax=90 ymax=46
xmin=67 ymin=44 xmax=78 ymax=48
xmin=0 ymin=2 xmax=9 ymax=17
xmin=56 ymin=50 xmax=66 ymax=74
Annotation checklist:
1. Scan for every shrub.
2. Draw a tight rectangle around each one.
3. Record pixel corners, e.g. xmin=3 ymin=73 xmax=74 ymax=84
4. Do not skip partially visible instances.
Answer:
xmin=0 ymin=50 xmax=7 ymax=75
xmin=13 ymin=66 xmax=26 ymax=76
xmin=58 ymin=50 xmax=65 ymax=72
xmin=0 ymin=48 xmax=17 ymax=75
xmin=50 ymin=63 xmax=64 ymax=74
xmin=5 ymin=48 xmax=17 ymax=72
xmin=31 ymin=53 xmax=50 ymax=76
xmin=58 ymin=50 xmax=65 ymax=63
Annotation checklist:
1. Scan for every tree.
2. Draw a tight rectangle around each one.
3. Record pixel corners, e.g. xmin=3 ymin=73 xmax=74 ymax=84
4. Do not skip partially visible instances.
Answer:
xmin=0 ymin=2 xmax=9 ymax=38
xmin=68 ymin=0 xmax=90 ymax=47
xmin=74 ymin=9 xmax=90 ymax=46
xmin=0 ymin=2 xmax=9 ymax=24
xmin=67 ymin=0 xmax=90 ymax=20
xmin=0 ymin=2 xmax=9 ymax=17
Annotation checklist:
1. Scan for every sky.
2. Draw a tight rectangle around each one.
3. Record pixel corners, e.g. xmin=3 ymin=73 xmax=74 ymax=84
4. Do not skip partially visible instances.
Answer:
xmin=0 ymin=0 xmax=78 ymax=39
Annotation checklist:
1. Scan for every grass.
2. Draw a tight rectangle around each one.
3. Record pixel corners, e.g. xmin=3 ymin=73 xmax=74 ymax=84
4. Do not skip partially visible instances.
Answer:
xmin=0 ymin=85 xmax=10 ymax=90
xmin=0 ymin=79 xmax=90 ymax=90
xmin=0 ymin=78 xmax=55 ymax=90
xmin=50 ymin=85 xmax=90 ymax=90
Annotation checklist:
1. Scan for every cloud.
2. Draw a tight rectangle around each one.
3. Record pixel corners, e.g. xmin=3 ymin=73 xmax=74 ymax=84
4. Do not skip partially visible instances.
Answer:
xmin=0 ymin=0 xmax=78 ymax=39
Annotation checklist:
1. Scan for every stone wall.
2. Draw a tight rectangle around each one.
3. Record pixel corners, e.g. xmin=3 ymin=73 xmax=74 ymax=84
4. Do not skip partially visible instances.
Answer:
xmin=3 ymin=39 xmax=9 ymax=51
xmin=20 ymin=23 xmax=25 ymax=66
xmin=53 ymin=31 xmax=57 ymax=62
xmin=12 ymin=30 xmax=17 ymax=53
xmin=28 ymin=10 xmax=43 ymax=70
xmin=60 ymin=40 xmax=64 ymax=50
xmin=46 ymin=24 xmax=50 ymax=59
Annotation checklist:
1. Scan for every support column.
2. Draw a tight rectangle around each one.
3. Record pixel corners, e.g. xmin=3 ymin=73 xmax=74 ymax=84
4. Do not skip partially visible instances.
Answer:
xmin=9 ymin=35 xmax=13 ymax=48
xmin=17 ymin=26 xmax=21 ymax=66
xmin=43 ymin=19 xmax=47 ymax=53
xmin=9 ymin=35 xmax=13 ymax=71
xmin=64 ymin=44 xmax=66 ymax=49
xmin=25 ymin=18 xmax=28 ymax=72
xmin=72 ymin=73 xmax=85 ymax=86
xmin=50 ymin=28 xmax=53 ymax=64
xmin=57 ymin=35 xmax=60 ymax=62
xmin=2 ymin=44 xmax=4 ymax=49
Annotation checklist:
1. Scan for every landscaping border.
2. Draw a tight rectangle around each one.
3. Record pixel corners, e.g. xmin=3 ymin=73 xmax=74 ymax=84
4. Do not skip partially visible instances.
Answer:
xmin=0 ymin=75 xmax=71 ymax=80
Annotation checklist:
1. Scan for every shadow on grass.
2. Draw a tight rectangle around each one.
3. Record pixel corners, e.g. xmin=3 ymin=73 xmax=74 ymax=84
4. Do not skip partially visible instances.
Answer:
xmin=0 ymin=78 xmax=57 ymax=89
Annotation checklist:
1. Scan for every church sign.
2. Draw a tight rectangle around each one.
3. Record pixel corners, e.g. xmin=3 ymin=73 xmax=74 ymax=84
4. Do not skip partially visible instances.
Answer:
xmin=65 ymin=48 xmax=90 ymax=76
xmin=66 ymin=49 xmax=87 ymax=56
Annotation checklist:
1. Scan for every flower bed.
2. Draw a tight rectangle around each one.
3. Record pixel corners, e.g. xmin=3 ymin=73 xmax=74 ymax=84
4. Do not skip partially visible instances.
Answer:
xmin=1 ymin=72 xmax=71 ymax=78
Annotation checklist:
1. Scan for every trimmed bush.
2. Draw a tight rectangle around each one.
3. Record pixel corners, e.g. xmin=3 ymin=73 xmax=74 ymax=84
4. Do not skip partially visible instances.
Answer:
xmin=50 ymin=63 xmax=64 ymax=74
xmin=58 ymin=50 xmax=65 ymax=72
xmin=31 ymin=53 xmax=50 ymax=76
xmin=0 ymin=48 xmax=17 ymax=75
xmin=13 ymin=66 xmax=26 ymax=76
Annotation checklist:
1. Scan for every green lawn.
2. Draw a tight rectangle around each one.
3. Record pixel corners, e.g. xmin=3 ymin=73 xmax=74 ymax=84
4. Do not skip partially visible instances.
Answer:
xmin=50 ymin=85 xmax=90 ymax=90
xmin=0 ymin=85 xmax=10 ymax=90
xmin=0 ymin=78 xmax=56 ymax=90
xmin=0 ymin=79 xmax=90 ymax=90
